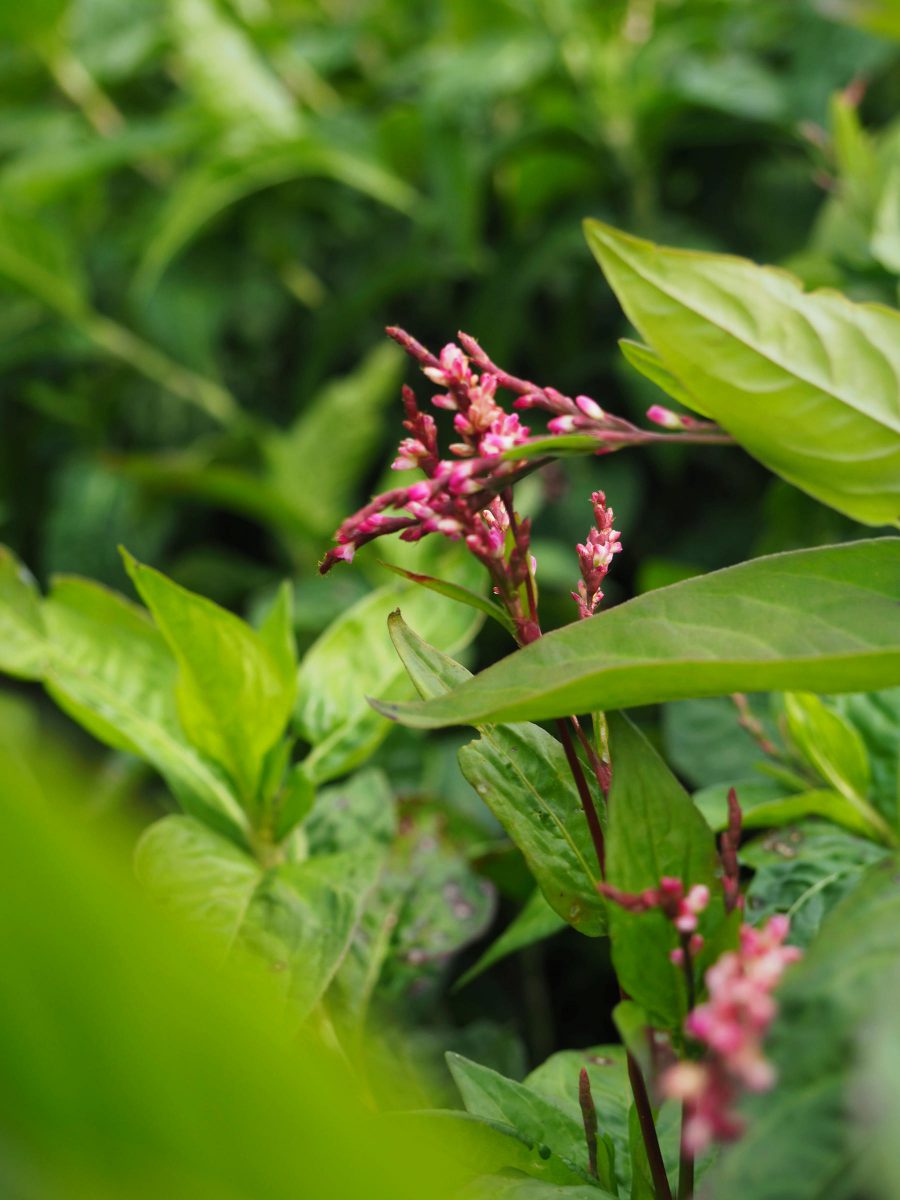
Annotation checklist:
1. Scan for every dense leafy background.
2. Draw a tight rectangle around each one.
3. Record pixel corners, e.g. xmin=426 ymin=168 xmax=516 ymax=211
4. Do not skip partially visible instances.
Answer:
xmin=2 ymin=1 xmax=900 ymax=1194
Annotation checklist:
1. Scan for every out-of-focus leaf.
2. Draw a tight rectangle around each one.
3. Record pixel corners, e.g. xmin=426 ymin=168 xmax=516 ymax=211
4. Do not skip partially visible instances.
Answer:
xmin=707 ymin=856 xmax=900 ymax=1198
xmin=696 ymin=780 xmax=884 ymax=842
xmin=264 ymin=342 xmax=404 ymax=537
xmin=374 ymin=541 xmax=900 ymax=729
xmin=830 ymin=686 xmax=900 ymax=814
xmin=585 ymin=220 xmax=900 ymax=526
xmin=662 ymin=695 xmax=774 ymax=789
xmin=0 ymin=743 xmax=452 ymax=1200
xmin=168 ymin=0 xmax=301 ymax=144
xmin=125 ymin=552 xmax=296 ymax=805
xmin=0 ymin=546 xmax=45 ymax=679
xmin=0 ymin=208 xmax=86 ymax=317
xmin=455 ymin=888 xmax=566 ymax=989
xmin=137 ymin=140 xmax=417 ymax=289
xmin=744 ymin=822 xmax=887 ymax=946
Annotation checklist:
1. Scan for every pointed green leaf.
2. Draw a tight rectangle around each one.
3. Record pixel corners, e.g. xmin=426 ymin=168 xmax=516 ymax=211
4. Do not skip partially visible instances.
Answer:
xmin=378 ymin=560 xmax=516 ymax=636
xmin=124 ymin=551 xmax=296 ymax=804
xmin=373 ymin=541 xmax=900 ymax=728
xmin=389 ymin=614 xmax=606 ymax=936
xmin=605 ymin=713 xmax=727 ymax=1031
xmin=38 ymin=574 xmax=245 ymax=834
xmin=618 ymin=338 xmax=704 ymax=414
xmin=0 ymin=546 xmax=45 ymax=679
xmin=585 ymin=220 xmax=900 ymax=526
xmin=447 ymin=1053 xmax=595 ymax=1183
xmin=135 ymin=815 xmax=262 ymax=955
xmin=296 ymin=552 xmax=483 ymax=784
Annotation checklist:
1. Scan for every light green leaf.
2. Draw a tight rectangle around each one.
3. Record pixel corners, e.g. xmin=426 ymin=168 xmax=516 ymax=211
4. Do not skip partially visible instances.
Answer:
xmin=242 ymin=849 xmax=382 ymax=1021
xmin=135 ymin=815 xmax=262 ymax=955
xmin=256 ymin=580 xmax=297 ymax=678
xmin=783 ymin=692 xmax=873 ymax=808
xmin=447 ymin=1054 xmax=595 ymax=1183
xmin=0 ymin=546 xmax=45 ymax=679
xmin=40 ymin=575 xmax=245 ymax=835
xmin=585 ymin=220 xmax=900 ymax=527
xmin=378 ymin=560 xmax=517 ymax=637
xmin=455 ymin=888 xmax=566 ymax=990
xmin=0 ymin=744 xmax=451 ymax=1200
xmin=618 ymin=338 xmax=704 ymax=414
xmin=694 ymin=780 xmax=884 ymax=842
xmin=605 ymin=713 xmax=726 ymax=1031
xmin=125 ymin=551 xmax=296 ymax=804
xmin=373 ymin=541 xmax=900 ymax=729
xmin=830 ymin=686 xmax=900 ymax=814
xmin=296 ymin=552 xmax=483 ymax=784
xmin=168 ymin=0 xmax=301 ymax=145
xmin=383 ymin=1110 xmax=592 ymax=1190
xmin=389 ymin=614 xmax=606 ymax=936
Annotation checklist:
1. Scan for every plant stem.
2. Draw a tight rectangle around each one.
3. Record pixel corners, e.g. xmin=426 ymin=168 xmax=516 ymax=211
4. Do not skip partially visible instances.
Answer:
xmin=627 ymin=1051 xmax=673 ymax=1200
xmin=556 ymin=718 xmax=605 ymax=875
xmin=678 ymin=1120 xmax=694 ymax=1200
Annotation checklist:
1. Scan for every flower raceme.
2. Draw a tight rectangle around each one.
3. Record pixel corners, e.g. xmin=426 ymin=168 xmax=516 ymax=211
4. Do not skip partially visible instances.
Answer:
xmin=663 ymin=915 xmax=802 ymax=1153
xmin=319 ymin=327 xmax=724 ymax=585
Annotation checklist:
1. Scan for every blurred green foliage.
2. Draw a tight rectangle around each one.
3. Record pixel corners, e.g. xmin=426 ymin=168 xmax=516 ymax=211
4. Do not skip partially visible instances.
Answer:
xmin=1 ymin=0 xmax=899 ymax=613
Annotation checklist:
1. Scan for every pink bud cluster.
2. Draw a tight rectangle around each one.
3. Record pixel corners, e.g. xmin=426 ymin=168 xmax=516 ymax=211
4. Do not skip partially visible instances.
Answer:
xmin=663 ymin=915 xmax=802 ymax=1153
xmin=599 ymin=876 xmax=709 ymax=954
xmin=572 ymin=491 xmax=622 ymax=619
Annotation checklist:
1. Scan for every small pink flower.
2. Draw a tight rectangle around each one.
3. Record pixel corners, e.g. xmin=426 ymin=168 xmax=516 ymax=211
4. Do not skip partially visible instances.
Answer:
xmin=647 ymin=404 xmax=686 ymax=430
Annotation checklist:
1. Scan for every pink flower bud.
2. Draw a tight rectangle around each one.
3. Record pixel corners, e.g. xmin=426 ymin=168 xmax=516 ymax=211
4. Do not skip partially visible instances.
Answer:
xmin=647 ymin=404 xmax=687 ymax=430
xmin=576 ymin=395 xmax=605 ymax=420
xmin=548 ymin=415 xmax=577 ymax=434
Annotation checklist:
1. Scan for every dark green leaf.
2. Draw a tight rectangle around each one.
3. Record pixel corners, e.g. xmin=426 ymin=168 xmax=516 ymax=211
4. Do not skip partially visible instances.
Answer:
xmin=455 ymin=888 xmax=566 ymax=990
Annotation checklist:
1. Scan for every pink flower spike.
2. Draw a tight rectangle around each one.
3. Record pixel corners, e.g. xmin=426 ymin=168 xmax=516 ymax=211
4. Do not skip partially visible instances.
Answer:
xmin=647 ymin=404 xmax=687 ymax=430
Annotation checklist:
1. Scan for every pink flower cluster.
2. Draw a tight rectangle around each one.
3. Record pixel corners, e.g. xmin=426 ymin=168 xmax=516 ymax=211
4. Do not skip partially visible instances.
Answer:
xmin=663 ymin=915 xmax=802 ymax=1153
xmin=572 ymin=491 xmax=622 ymax=619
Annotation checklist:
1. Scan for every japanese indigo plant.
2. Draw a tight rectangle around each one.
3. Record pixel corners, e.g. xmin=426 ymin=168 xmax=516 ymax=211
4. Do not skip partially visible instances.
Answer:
xmin=319 ymin=325 xmax=802 ymax=1198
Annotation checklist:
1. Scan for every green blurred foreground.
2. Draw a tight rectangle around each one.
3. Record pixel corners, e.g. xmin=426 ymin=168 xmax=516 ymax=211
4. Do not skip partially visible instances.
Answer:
xmin=0 ymin=739 xmax=462 ymax=1200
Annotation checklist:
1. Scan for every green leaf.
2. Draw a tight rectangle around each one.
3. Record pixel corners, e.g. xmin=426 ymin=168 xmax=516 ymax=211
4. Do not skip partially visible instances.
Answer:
xmin=296 ymin=553 xmax=483 ymax=784
xmin=383 ymin=1110 xmax=592 ymax=1190
xmin=168 ymin=0 xmax=301 ymax=145
xmin=243 ymin=849 xmax=382 ymax=1021
xmin=830 ymin=686 xmax=900 ymax=815
xmin=461 ymin=1179 xmax=617 ymax=1200
xmin=455 ymin=888 xmax=566 ymax=990
xmin=604 ymin=713 xmax=726 ymax=1031
xmin=447 ymin=1054 xmax=595 ymax=1183
xmin=378 ymin=560 xmax=517 ymax=637
xmin=662 ymin=696 xmax=775 ymax=790
xmin=695 ymin=780 xmax=885 ymax=842
xmin=135 ymin=815 xmax=262 ymax=955
xmin=256 ymin=580 xmax=297 ymax=678
xmin=124 ymin=551 xmax=296 ymax=805
xmin=389 ymin=614 xmax=606 ymax=936
xmin=618 ymin=338 xmax=704 ymax=414
xmin=373 ymin=541 xmax=900 ymax=729
xmin=40 ymin=575 xmax=245 ymax=835
xmin=0 ymin=546 xmax=45 ymax=679
xmin=0 ymin=743 xmax=452 ymax=1200
xmin=744 ymin=822 xmax=887 ymax=946
xmin=584 ymin=220 xmax=900 ymax=527
xmin=0 ymin=207 xmax=87 ymax=318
